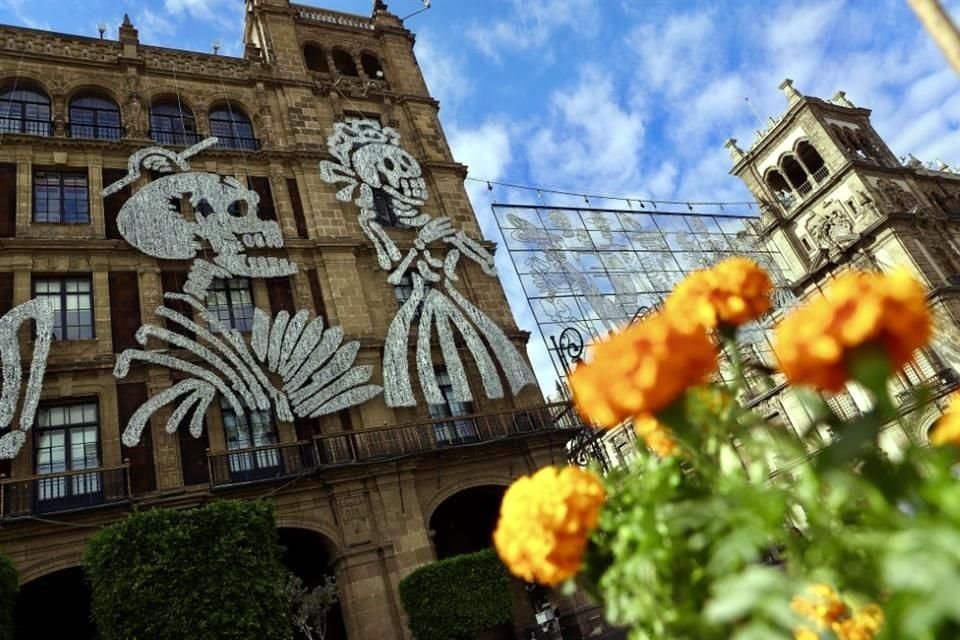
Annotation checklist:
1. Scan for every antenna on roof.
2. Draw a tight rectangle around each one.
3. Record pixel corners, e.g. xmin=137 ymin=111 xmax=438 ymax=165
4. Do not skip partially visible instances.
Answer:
xmin=744 ymin=97 xmax=765 ymax=128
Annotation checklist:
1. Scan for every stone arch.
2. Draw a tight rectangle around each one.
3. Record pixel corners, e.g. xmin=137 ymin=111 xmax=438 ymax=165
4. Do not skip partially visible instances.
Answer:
xmin=17 ymin=550 xmax=86 ymax=586
xmin=919 ymin=405 xmax=945 ymax=443
xmin=275 ymin=514 xmax=344 ymax=553
xmin=16 ymin=563 xmax=95 ymax=639
xmin=359 ymin=50 xmax=384 ymax=79
xmin=422 ymin=473 xmax=514 ymax=524
xmin=201 ymin=94 xmax=258 ymax=122
xmin=61 ymin=81 xmax=122 ymax=107
xmin=277 ymin=523 xmax=348 ymax=640
xmin=331 ymin=47 xmax=359 ymax=76
xmin=145 ymin=88 xmax=198 ymax=116
xmin=426 ymin=481 xmax=511 ymax=560
xmin=302 ymin=41 xmax=330 ymax=73
xmin=0 ymin=72 xmax=52 ymax=98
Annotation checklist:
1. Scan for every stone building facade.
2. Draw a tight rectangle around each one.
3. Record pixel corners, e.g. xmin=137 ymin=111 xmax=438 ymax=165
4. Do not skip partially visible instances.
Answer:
xmin=0 ymin=3 xmax=578 ymax=639
xmin=724 ymin=81 xmax=960 ymax=466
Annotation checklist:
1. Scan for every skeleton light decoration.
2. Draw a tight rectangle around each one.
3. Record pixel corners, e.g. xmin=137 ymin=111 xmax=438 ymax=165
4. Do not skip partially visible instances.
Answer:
xmin=318 ymin=119 xmax=536 ymax=406
xmin=104 ymin=138 xmax=382 ymax=448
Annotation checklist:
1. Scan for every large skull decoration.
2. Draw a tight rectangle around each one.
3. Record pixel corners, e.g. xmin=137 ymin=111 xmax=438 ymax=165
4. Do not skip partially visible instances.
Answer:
xmin=351 ymin=143 xmax=427 ymax=208
xmin=116 ymin=171 xmax=297 ymax=280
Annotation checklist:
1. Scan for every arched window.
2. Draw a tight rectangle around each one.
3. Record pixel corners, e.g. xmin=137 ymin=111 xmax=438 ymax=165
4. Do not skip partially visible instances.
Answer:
xmin=0 ymin=86 xmax=51 ymax=136
xmin=780 ymin=155 xmax=810 ymax=192
xmin=332 ymin=48 xmax=358 ymax=76
xmin=796 ymin=141 xmax=828 ymax=182
xmin=360 ymin=52 xmax=384 ymax=80
xmin=303 ymin=44 xmax=329 ymax=73
xmin=209 ymin=106 xmax=258 ymax=151
xmin=149 ymin=101 xmax=198 ymax=146
xmin=765 ymin=169 xmax=795 ymax=210
xmin=68 ymin=94 xmax=122 ymax=141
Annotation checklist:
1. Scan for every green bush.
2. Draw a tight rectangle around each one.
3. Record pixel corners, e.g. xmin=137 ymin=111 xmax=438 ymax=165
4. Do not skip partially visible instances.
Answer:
xmin=399 ymin=548 xmax=512 ymax=640
xmin=85 ymin=500 xmax=291 ymax=640
xmin=0 ymin=555 xmax=17 ymax=640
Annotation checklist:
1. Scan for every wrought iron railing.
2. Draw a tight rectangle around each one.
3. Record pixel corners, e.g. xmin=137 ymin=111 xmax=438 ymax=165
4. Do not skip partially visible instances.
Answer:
xmin=796 ymin=180 xmax=813 ymax=196
xmin=148 ymin=129 xmax=201 ymax=146
xmin=66 ymin=123 xmax=124 ymax=141
xmin=0 ymin=117 xmax=52 ymax=137
xmin=812 ymin=165 xmax=830 ymax=183
xmin=212 ymin=135 xmax=261 ymax=151
xmin=208 ymin=441 xmax=317 ymax=488
xmin=208 ymin=403 xmax=579 ymax=488
xmin=895 ymin=368 xmax=960 ymax=407
xmin=0 ymin=464 xmax=130 ymax=519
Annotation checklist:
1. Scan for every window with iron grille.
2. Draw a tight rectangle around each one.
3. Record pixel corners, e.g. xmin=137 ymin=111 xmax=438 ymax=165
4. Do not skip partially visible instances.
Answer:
xmin=149 ymin=102 xmax=197 ymax=146
xmin=428 ymin=368 xmax=478 ymax=445
xmin=826 ymin=391 xmax=859 ymax=420
xmin=33 ymin=171 xmax=89 ymax=223
xmin=209 ymin=108 xmax=258 ymax=151
xmin=68 ymin=95 xmax=122 ymax=141
xmin=205 ymin=277 xmax=255 ymax=332
xmin=34 ymin=401 xmax=100 ymax=502
xmin=0 ymin=87 xmax=51 ymax=136
xmin=33 ymin=277 xmax=94 ymax=340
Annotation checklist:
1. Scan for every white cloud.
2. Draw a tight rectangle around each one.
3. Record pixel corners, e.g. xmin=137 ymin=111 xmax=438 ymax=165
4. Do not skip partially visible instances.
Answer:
xmin=467 ymin=0 xmax=599 ymax=61
xmin=415 ymin=30 xmax=473 ymax=116
xmin=0 ymin=0 xmax=50 ymax=30
xmin=527 ymin=65 xmax=645 ymax=192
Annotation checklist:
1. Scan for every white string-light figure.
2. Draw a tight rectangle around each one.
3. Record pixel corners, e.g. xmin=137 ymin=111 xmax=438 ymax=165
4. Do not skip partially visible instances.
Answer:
xmin=103 ymin=140 xmax=382 ymax=447
xmin=318 ymin=119 xmax=537 ymax=406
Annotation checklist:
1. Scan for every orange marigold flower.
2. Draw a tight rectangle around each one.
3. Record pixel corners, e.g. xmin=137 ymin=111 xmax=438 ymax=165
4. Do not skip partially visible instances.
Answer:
xmin=493 ymin=465 xmax=605 ymax=586
xmin=774 ymin=269 xmax=931 ymax=392
xmin=792 ymin=585 xmax=883 ymax=640
xmin=569 ymin=312 xmax=718 ymax=427
xmin=634 ymin=415 xmax=678 ymax=458
xmin=930 ymin=393 xmax=960 ymax=446
xmin=667 ymin=257 xmax=773 ymax=329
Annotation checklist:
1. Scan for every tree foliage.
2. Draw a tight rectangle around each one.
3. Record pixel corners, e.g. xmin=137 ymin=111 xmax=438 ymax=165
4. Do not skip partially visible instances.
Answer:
xmin=285 ymin=573 xmax=338 ymax=640
xmin=398 ymin=548 xmax=512 ymax=640
xmin=85 ymin=500 xmax=291 ymax=640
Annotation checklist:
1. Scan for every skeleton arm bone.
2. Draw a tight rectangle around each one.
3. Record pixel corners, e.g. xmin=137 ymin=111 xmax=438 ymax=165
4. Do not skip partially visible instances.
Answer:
xmin=359 ymin=209 xmax=402 ymax=271
xmin=446 ymin=231 xmax=496 ymax=275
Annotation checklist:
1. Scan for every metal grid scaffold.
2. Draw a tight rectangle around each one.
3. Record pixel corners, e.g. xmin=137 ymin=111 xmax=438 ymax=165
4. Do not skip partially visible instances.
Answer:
xmin=492 ymin=203 xmax=795 ymax=384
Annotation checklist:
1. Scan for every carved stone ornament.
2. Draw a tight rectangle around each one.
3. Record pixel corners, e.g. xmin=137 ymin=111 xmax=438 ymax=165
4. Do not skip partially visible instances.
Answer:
xmin=875 ymin=178 xmax=920 ymax=213
xmin=104 ymin=139 xmax=382 ymax=447
xmin=318 ymin=119 xmax=537 ymax=406
xmin=810 ymin=209 xmax=856 ymax=251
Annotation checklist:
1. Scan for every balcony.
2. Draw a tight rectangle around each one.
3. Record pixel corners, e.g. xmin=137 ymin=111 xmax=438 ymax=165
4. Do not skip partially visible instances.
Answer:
xmin=208 ymin=441 xmax=317 ymax=488
xmin=895 ymin=368 xmax=960 ymax=408
xmin=0 ymin=117 xmax=52 ymax=137
xmin=66 ymin=123 xmax=124 ymax=141
xmin=812 ymin=165 xmax=830 ymax=183
xmin=0 ymin=464 xmax=130 ymax=519
xmin=208 ymin=403 xmax=580 ymax=489
xmin=148 ymin=129 xmax=201 ymax=147
xmin=212 ymin=135 xmax=261 ymax=152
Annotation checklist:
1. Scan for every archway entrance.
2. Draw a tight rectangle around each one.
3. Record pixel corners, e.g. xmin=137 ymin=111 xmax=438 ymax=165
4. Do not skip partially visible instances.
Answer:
xmin=278 ymin=527 xmax=348 ymax=640
xmin=429 ymin=484 xmax=506 ymax=560
xmin=16 ymin=566 xmax=95 ymax=640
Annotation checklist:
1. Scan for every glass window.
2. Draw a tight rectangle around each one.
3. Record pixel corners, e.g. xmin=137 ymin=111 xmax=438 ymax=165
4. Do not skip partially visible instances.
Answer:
xmin=149 ymin=102 xmax=198 ymax=146
xmin=209 ymin=107 xmax=257 ymax=151
xmin=394 ymin=273 xmax=429 ymax=320
xmin=68 ymin=95 xmax=122 ymax=140
xmin=428 ymin=368 xmax=478 ymax=445
xmin=33 ymin=171 xmax=89 ymax=224
xmin=0 ymin=87 xmax=51 ymax=136
xmin=205 ymin=277 xmax=255 ymax=332
xmin=33 ymin=277 xmax=94 ymax=340
xmin=35 ymin=402 xmax=100 ymax=502
xmin=220 ymin=400 xmax=279 ymax=476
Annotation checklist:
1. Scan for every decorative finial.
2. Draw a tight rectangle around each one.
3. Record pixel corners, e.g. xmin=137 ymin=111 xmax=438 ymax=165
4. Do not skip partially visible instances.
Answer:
xmin=778 ymin=78 xmax=802 ymax=104
xmin=122 ymin=13 xmax=132 ymax=26
xmin=724 ymin=138 xmax=745 ymax=162
xmin=832 ymin=90 xmax=854 ymax=108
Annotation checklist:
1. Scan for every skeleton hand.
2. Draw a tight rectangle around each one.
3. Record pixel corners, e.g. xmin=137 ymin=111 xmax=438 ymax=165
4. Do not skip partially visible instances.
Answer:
xmin=415 ymin=217 xmax=456 ymax=249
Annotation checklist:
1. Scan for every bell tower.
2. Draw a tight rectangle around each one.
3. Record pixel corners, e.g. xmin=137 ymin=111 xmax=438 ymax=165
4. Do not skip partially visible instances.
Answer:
xmin=726 ymin=80 xmax=960 ymax=433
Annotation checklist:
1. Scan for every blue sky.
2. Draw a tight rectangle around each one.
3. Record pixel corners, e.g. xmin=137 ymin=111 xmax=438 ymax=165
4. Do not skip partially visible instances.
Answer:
xmin=2 ymin=0 xmax=960 ymax=392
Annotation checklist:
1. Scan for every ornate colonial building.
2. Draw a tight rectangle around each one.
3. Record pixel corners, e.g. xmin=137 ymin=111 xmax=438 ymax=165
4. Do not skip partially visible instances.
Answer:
xmin=724 ymin=80 xmax=960 ymax=467
xmin=0 ymin=2 xmax=581 ymax=639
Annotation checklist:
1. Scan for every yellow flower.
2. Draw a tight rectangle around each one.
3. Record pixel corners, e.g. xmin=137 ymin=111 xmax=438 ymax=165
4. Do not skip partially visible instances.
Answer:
xmin=493 ymin=465 xmax=605 ymax=586
xmin=667 ymin=257 xmax=773 ymax=330
xmin=774 ymin=269 xmax=931 ymax=392
xmin=634 ymin=415 xmax=677 ymax=458
xmin=792 ymin=584 xmax=883 ymax=640
xmin=930 ymin=393 xmax=960 ymax=446
xmin=569 ymin=312 xmax=718 ymax=427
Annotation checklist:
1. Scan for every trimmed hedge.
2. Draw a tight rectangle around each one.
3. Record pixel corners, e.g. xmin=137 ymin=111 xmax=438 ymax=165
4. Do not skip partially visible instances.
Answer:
xmin=0 ymin=555 xmax=16 ymax=640
xmin=398 ymin=548 xmax=512 ymax=640
xmin=85 ymin=500 xmax=291 ymax=640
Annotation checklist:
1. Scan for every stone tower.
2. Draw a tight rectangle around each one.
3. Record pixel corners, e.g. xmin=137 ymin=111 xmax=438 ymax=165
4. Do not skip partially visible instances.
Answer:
xmin=725 ymin=79 xmax=960 ymax=448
